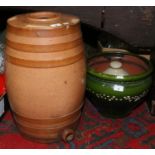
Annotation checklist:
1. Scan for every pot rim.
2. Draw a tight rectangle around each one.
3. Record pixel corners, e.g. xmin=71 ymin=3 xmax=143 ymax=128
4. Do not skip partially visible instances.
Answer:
xmin=87 ymin=52 xmax=153 ymax=82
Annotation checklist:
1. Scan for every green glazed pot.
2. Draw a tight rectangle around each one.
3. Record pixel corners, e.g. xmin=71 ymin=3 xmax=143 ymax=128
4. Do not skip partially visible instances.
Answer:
xmin=86 ymin=52 xmax=153 ymax=118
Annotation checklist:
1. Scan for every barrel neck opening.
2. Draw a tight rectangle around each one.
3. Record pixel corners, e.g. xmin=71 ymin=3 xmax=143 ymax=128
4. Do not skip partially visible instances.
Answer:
xmin=26 ymin=12 xmax=61 ymax=24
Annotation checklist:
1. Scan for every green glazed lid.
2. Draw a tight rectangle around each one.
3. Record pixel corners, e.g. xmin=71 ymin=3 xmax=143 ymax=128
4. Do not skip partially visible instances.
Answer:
xmin=87 ymin=52 xmax=153 ymax=82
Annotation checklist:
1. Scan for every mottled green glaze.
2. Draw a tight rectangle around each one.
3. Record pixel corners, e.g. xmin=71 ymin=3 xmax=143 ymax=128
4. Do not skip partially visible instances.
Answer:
xmin=86 ymin=52 xmax=153 ymax=118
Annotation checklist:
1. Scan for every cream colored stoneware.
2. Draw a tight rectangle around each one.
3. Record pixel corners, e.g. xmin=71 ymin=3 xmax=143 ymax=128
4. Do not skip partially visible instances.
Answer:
xmin=5 ymin=11 xmax=86 ymax=143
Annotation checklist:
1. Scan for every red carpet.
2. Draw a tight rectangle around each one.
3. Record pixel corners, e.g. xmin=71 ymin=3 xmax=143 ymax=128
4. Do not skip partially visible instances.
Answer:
xmin=0 ymin=100 xmax=155 ymax=149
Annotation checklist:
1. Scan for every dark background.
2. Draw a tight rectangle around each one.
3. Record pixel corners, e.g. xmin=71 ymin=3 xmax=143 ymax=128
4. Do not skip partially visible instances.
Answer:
xmin=1 ymin=6 xmax=155 ymax=49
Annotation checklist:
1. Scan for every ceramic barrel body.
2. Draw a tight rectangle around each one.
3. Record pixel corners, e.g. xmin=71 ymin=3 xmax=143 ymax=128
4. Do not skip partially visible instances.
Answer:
xmin=5 ymin=12 xmax=86 ymax=142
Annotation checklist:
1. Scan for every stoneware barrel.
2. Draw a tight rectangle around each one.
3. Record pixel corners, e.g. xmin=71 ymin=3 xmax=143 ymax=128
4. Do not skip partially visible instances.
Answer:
xmin=5 ymin=11 xmax=86 ymax=143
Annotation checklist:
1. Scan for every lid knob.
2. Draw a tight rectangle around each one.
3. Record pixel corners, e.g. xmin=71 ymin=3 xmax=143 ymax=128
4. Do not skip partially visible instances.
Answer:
xmin=103 ymin=60 xmax=129 ymax=76
xmin=110 ymin=61 xmax=122 ymax=69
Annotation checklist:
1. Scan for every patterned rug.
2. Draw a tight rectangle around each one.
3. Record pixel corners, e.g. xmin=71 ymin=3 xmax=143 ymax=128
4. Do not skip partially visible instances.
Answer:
xmin=0 ymin=100 xmax=155 ymax=149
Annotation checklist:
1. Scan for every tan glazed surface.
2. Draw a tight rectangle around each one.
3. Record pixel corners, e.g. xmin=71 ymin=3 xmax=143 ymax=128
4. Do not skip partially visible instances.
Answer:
xmin=5 ymin=11 xmax=86 ymax=142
